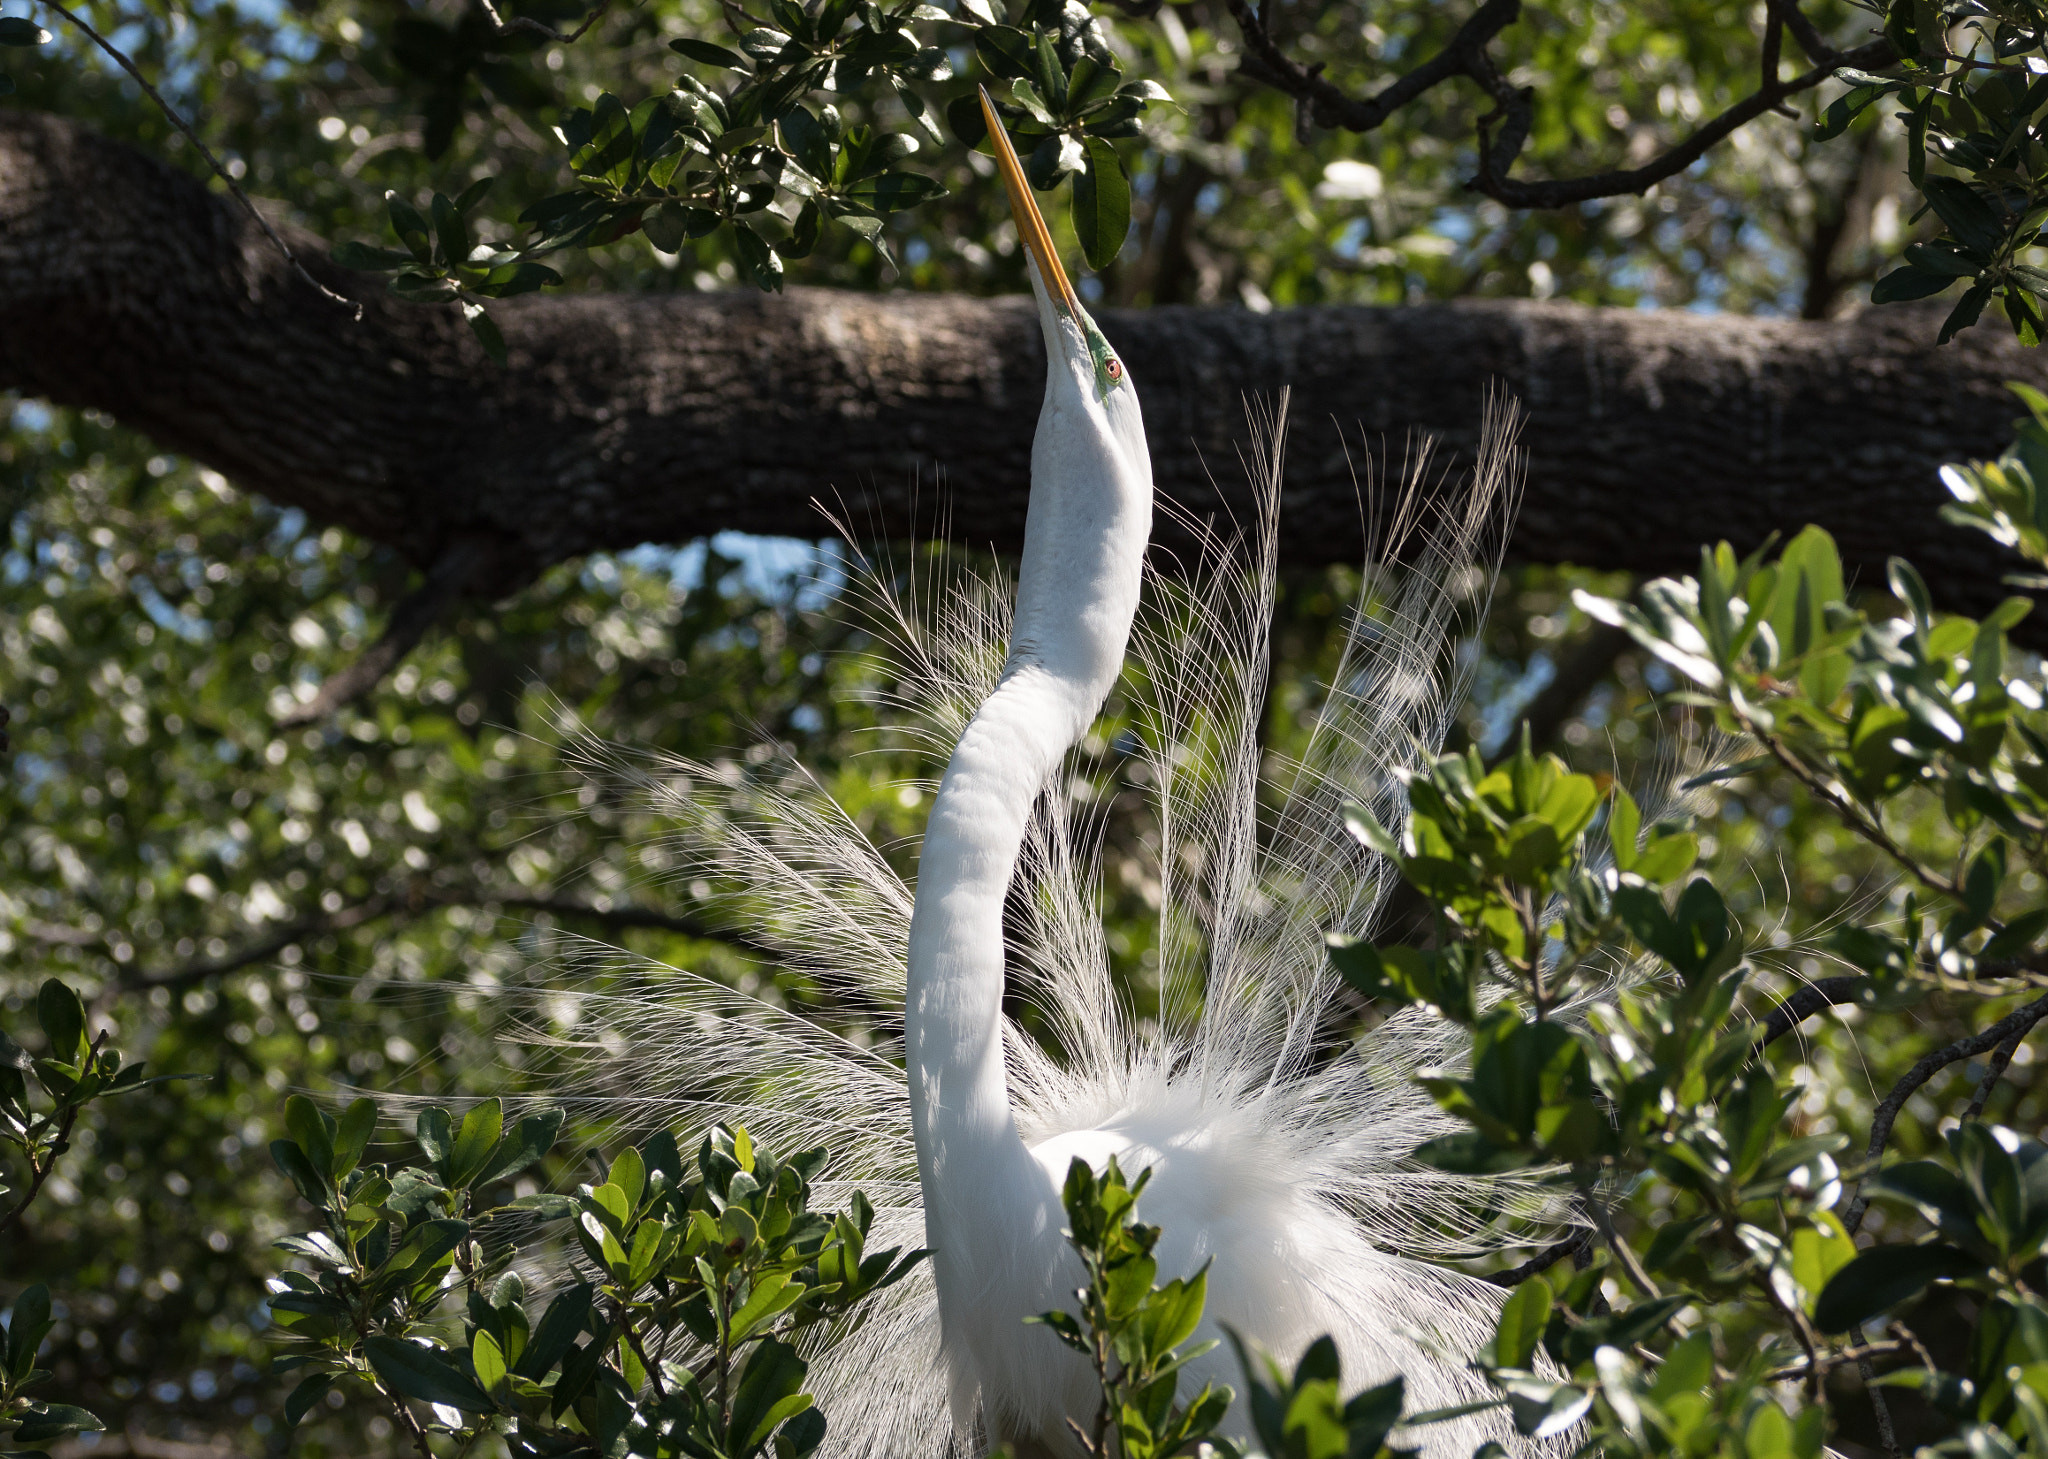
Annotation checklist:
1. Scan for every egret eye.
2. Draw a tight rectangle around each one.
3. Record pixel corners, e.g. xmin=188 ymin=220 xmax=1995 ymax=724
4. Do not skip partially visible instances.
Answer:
xmin=1106 ymin=358 xmax=1123 ymax=381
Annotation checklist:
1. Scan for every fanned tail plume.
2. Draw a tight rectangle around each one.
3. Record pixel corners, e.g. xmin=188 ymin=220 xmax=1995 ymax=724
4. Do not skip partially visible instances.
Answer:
xmin=475 ymin=395 xmax=1570 ymax=1455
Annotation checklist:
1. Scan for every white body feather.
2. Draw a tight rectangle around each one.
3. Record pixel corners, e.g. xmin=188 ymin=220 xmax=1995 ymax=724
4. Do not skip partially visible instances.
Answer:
xmin=538 ymin=275 xmax=1552 ymax=1454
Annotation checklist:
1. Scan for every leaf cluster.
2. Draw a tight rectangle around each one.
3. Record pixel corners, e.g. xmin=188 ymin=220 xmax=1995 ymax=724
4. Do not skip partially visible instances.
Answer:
xmin=331 ymin=0 xmax=1174 ymax=343
xmin=0 ymin=14 xmax=48 ymax=99
xmin=1820 ymin=0 xmax=2048 ymax=344
xmin=1335 ymin=422 xmax=2048 ymax=1452
xmin=1029 ymin=1156 xmax=1231 ymax=1459
xmin=267 ymin=1100 xmax=924 ymax=1457
xmin=0 ymin=980 xmax=192 ymax=1454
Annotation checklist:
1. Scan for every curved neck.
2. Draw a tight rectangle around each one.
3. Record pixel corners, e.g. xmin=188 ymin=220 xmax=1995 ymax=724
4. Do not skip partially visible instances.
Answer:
xmin=905 ymin=670 xmax=1087 ymax=1164
xmin=906 ymin=329 xmax=1152 ymax=1219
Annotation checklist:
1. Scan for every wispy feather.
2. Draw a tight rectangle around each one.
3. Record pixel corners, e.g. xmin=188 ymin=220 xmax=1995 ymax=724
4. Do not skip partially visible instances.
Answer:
xmin=492 ymin=395 xmax=1569 ymax=1455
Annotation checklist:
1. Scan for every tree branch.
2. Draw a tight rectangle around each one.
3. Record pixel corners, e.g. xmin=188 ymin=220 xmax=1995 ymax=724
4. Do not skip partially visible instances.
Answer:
xmin=1843 ymin=992 xmax=2048 ymax=1233
xmin=30 ymin=888 xmax=786 ymax=1002
xmin=1221 ymin=0 xmax=1901 ymax=211
xmin=1226 ymin=0 xmax=1522 ymax=137
xmin=1481 ymin=1227 xmax=1592 ymax=1287
xmin=4 ymin=111 xmax=2044 ymax=639
xmin=35 ymin=0 xmax=360 ymax=317
xmin=1752 ymin=975 xmax=1870 ymax=1047
xmin=277 ymin=535 xmax=512 ymax=726
xmin=473 ymin=0 xmax=614 ymax=44
xmin=1472 ymin=39 xmax=1902 ymax=209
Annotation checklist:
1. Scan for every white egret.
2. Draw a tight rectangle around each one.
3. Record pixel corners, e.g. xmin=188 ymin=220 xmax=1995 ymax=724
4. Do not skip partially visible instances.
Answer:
xmin=536 ymin=89 xmax=1548 ymax=1457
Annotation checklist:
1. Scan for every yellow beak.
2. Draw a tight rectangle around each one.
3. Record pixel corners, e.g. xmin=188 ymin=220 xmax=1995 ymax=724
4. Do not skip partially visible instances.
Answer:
xmin=978 ymin=84 xmax=1082 ymax=319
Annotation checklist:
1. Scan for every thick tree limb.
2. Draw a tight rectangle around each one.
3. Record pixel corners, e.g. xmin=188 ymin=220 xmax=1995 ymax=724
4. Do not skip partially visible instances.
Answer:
xmin=2 ymin=111 xmax=2043 ymax=632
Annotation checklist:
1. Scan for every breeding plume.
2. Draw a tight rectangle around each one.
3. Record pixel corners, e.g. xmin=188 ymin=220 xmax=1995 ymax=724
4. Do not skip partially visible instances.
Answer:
xmin=538 ymin=92 xmax=1543 ymax=1456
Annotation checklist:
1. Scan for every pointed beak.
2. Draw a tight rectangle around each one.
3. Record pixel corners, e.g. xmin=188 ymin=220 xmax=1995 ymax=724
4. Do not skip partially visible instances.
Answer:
xmin=978 ymin=84 xmax=1082 ymax=321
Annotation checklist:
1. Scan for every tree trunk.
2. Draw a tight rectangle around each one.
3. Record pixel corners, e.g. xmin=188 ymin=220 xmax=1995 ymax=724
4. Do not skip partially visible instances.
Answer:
xmin=2 ymin=108 xmax=2041 ymax=623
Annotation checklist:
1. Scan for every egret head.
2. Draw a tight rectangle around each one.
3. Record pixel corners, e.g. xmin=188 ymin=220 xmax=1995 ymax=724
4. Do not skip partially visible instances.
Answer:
xmin=978 ymin=87 xmax=1146 ymax=476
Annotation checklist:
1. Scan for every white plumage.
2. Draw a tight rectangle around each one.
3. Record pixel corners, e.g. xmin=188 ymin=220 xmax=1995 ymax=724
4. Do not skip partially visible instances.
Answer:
xmin=517 ymin=100 xmax=1560 ymax=1456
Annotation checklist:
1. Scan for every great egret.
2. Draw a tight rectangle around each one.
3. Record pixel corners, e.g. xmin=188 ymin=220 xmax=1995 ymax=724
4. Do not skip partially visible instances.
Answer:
xmin=536 ymin=89 xmax=1545 ymax=1456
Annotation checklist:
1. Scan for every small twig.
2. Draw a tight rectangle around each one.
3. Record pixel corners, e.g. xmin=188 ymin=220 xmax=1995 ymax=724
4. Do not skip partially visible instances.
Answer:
xmin=618 ymin=1308 xmax=670 ymax=1400
xmin=1760 ymin=1339 xmax=1906 ymax=1383
xmin=1752 ymin=976 xmax=1869 ymax=1048
xmin=1963 ymin=1026 xmax=2027 ymax=1121
xmin=383 ymin=1385 xmax=436 ymax=1459
xmin=1861 ymin=1354 xmax=1905 ymax=1459
xmin=279 ymin=536 xmax=502 ymax=727
xmin=35 ymin=0 xmax=362 ymax=319
xmin=1749 ymin=723 xmax=1982 ymax=914
xmin=0 ymin=1031 xmax=110 ymax=1240
xmin=475 ymin=0 xmax=614 ymax=44
xmin=1483 ymin=1228 xmax=1593 ymax=1287
xmin=1843 ymin=991 xmax=2048 ymax=1234
xmin=1226 ymin=0 xmax=1523 ymax=138
xmin=1224 ymin=0 xmax=1901 ymax=210
xmin=1590 ymin=1201 xmax=1662 ymax=1300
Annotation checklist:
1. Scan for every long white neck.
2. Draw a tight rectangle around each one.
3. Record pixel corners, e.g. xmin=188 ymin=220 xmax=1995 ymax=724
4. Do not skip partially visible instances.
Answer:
xmin=906 ymin=293 xmax=1152 ymax=1258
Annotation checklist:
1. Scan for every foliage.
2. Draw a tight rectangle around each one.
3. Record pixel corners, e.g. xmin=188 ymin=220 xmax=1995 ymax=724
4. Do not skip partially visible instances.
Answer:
xmin=317 ymin=0 xmax=1174 ymax=350
xmin=1 ymin=0 xmax=1934 ymax=320
xmin=1305 ymin=396 xmax=2048 ymax=1450
xmin=0 ymin=978 xmax=187 ymax=1454
xmin=1028 ymin=1156 xmax=1232 ymax=1458
xmin=268 ymin=1102 xmax=924 ymax=1456
xmin=0 ymin=12 xmax=45 ymax=98
xmin=1829 ymin=0 xmax=2048 ymax=344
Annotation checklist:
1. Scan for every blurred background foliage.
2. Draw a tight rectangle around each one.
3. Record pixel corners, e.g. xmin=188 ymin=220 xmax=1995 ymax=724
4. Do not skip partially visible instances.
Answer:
xmin=0 ymin=0 xmax=2003 ymax=1450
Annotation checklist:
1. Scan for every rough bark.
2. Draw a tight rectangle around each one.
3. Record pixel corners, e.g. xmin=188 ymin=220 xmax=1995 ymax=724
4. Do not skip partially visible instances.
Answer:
xmin=2 ymin=108 xmax=2042 ymax=624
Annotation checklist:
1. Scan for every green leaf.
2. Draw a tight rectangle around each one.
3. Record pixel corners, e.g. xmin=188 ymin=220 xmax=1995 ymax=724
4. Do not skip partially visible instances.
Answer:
xmin=447 ymin=1099 xmax=503 ymax=1188
xmin=386 ymin=192 xmax=435 ymax=266
xmin=841 ymin=171 xmax=948 ymax=212
xmin=1921 ymin=176 xmax=2008 ymax=259
xmin=329 ymin=241 xmax=417 ymax=270
xmin=1871 ymin=264 xmax=1959 ymax=304
xmin=7 ymin=1284 xmax=53 ymax=1377
xmin=1812 ymin=1243 xmax=1985 ymax=1332
xmin=285 ymin=1374 xmax=334 ymax=1429
xmin=364 ymin=1334 xmax=496 ymax=1412
xmin=1607 ymin=786 xmax=1641 ymax=871
xmin=430 ymin=193 xmax=469 ymax=275
xmin=12 ymin=1403 xmax=104 ymax=1443
xmin=1487 ymin=1275 xmax=1551 ymax=1370
xmin=735 ymin=223 xmax=787 ymax=292
xmin=947 ymin=92 xmax=989 ymax=150
xmin=1939 ymin=279 xmax=1996 ymax=346
xmin=514 ymin=1283 xmax=592 ymax=1380
xmin=464 ymin=303 xmax=507 ymax=366
xmin=728 ymin=1337 xmax=810 ymax=1451
xmin=472 ymin=1329 xmax=508 ymax=1394
xmin=416 ymin=1106 xmax=453 ymax=1167
xmin=478 ymin=1107 xmax=563 ymax=1185
xmin=974 ymin=25 xmax=1035 ymax=79
xmin=332 ymin=1097 xmax=378 ymax=1180
xmin=1629 ymin=831 xmax=1698 ymax=885
xmin=671 ymin=36 xmax=751 ymax=68
xmin=609 ymin=1143 xmax=647 ymax=1209
xmin=270 ymin=1139 xmax=332 ymax=1207
xmin=35 ymin=980 xmax=85 ymax=1064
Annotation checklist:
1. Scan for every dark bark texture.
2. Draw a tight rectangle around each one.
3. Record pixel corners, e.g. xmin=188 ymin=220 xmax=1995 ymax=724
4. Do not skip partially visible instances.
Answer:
xmin=3 ymin=108 xmax=2043 ymax=622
